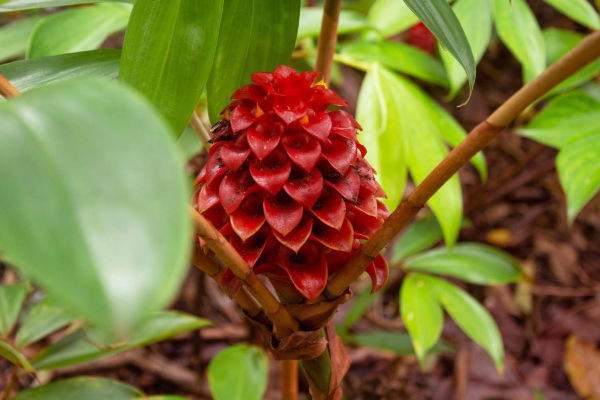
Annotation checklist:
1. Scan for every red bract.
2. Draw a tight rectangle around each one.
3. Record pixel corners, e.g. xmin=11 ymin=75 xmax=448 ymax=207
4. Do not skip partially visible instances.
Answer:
xmin=194 ymin=65 xmax=389 ymax=301
xmin=407 ymin=22 xmax=436 ymax=54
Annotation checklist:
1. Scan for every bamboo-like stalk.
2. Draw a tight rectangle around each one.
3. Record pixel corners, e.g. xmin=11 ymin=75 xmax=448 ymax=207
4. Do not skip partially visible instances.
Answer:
xmin=190 ymin=208 xmax=300 ymax=338
xmin=0 ymin=75 xmax=19 ymax=98
xmin=314 ymin=0 xmax=342 ymax=84
xmin=324 ymin=30 xmax=600 ymax=299
xmin=281 ymin=360 xmax=299 ymax=400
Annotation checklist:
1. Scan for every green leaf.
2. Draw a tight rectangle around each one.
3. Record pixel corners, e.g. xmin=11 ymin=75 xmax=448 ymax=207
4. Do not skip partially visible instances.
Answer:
xmin=339 ymin=40 xmax=449 ymax=87
xmin=362 ymin=65 xmax=463 ymax=246
xmin=32 ymin=311 xmax=211 ymax=370
xmin=27 ymin=3 xmax=131 ymax=59
xmin=557 ymin=134 xmax=600 ymax=222
xmin=519 ymin=91 xmax=600 ymax=149
xmin=16 ymin=296 xmax=74 ymax=348
xmin=0 ymin=0 xmax=133 ymax=11
xmin=404 ymin=242 xmax=522 ymax=285
xmin=0 ymin=283 xmax=28 ymax=336
xmin=492 ymin=0 xmax=545 ymax=81
xmin=338 ymin=286 xmax=381 ymax=332
xmin=0 ymin=79 xmax=191 ymax=341
xmin=0 ymin=16 xmax=44 ymax=63
xmin=120 ymin=0 xmax=223 ymax=136
xmin=424 ymin=275 xmax=504 ymax=370
xmin=14 ymin=377 xmax=143 ymax=400
xmin=0 ymin=49 xmax=121 ymax=94
xmin=0 ymin=340 xmax=33 ymax=371
xmin=297 ymin=7 xmax=373 ymax=39
xmin=543 ymin=0 xmax=600 ymax=29
xmin=349 ymin=330 xmax=453 ymax=356
xmin=543 ymin=29 xmax=600 ymax=97
xmin=402 ymin=0 xmax=476 ymax=96
xmin=208 ymin=344 xmax=268 ymax=400
xmin=391 ymin=215 xmax=444 ymax=263
xmin=207 ymin=0 xmax=300 ymax=123
xmin=367 ymin=0 xmax=419 ymax=37
xmin=400 ymin=273 xmax=444 ymax=362
xmin=440 ymin=0 xmax=492 ymax=98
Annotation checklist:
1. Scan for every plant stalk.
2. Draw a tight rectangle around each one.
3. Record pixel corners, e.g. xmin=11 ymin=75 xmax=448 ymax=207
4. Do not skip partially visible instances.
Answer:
xmin=314 ymin=0 xmax=342 ymax=84
xmin=324 ymin=30 xmax=600 ymax=299
xmin=281 ymin=360 xmax=299 ymax=400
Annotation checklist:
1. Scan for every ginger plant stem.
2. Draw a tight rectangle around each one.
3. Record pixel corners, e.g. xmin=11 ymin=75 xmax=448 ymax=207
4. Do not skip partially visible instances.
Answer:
xmin=314 ymin=0 xmax=342 ymax=84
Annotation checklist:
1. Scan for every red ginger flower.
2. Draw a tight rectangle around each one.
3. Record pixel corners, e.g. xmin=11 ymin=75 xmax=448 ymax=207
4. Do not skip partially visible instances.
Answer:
xmin=193 ymin=65 xmax=389 ymax=302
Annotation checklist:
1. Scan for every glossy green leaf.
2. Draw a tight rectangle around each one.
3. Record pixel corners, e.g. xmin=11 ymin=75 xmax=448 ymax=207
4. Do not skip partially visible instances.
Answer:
xmin=367 ymin=0 xmax=419 ymax=37
xmin=14 ymin=377 xmax=143 ymax=400
xmin=0 ymin=79 xmax=191 ymax=341
xmin=349 ymin=330 xmax=453 ymax=356
xmin=400 ymin=273 xmax=444 ymax=362
xmin=543 ymin=29 xmax=600 ymax=97
xmin=208 ymin=344 xmax=268 ymax=400
xmin=339 ymin=40 xmax=449 ymax=86
xmin=120 ymin=0 xmax=223 ymax=136
xmin=207 ymin=0 xmax=300 ymax=123
xmin=424 ymin=275 xmax=504 ymax=369
xmin=440 ymin=0 xmax=491 ymax=98
xmin=0 ymin=283 xmax=28 ymax=336
xmin=543 ymin=0 xmax=600 ymax=29
xmin=16 ymin=296 xmax=74 ymax=348
xmin=0 ymin=16 xmax=44 ymax=62
xmin=493 ymin=0 xmax=545 ymax=81
xmin=519 ymin=91 xmax=600 ymax=149
xmin=297 ymin=7 xmax=373 ymax=39
xmin=391 ymin=215 xmax=443 ymax=263
xmin=404 ymin=243 xmax=522 ymax=284
xmin=0 ymin=0 xmax=133 ymax=11
xmin=0 ymin=49 xmax=121 ymax=94
xmin=27 ymin=3 xmax=131 ymax=59
xmin=360 ymin=65 xmax=463 ymax=245
xmin=557 ymin=134 xmax=600 ymax=222
xmin=402 ymin=0 xmax=476 ymax=96
xmin=31 ymin=311 xmax=210 ymax=370
xmin=356 ymin=64 xmax=406 ymax=212
xmin=0 ymin=340 xmax=33 ymax=371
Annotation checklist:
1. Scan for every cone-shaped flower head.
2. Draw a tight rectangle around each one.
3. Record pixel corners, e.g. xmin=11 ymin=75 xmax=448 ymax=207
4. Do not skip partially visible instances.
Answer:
xmin=194 ymin=65 xmax=389 ymax=301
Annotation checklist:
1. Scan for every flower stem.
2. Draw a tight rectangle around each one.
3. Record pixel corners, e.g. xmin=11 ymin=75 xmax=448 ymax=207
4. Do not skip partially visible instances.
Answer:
xmin=324 ymin=30 xmax=600 ymax=299
xmin=315 ymin=0 xmax=342 ymax=84
xmin=281 ymin=360 xmax=299 ymax=400
xmin=0 ymin=74 xmax=20 ymax=99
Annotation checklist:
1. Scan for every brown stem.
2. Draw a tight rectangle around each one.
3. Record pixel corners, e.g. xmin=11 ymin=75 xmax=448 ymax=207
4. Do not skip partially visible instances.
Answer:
xmin=190 ymin=208 xmax=300 ymax=338
xmin=0 ymin=74 xmax=20 ymax=99
xmin=1 ymin=365 xmax=19 ymax=400
xmin=324 ymin=30 xmax=600 ymax=299
xmin=281 ymin=360 xmax=299 ymax=400
xmin=314 ymin=0 xmax=342 ymax=84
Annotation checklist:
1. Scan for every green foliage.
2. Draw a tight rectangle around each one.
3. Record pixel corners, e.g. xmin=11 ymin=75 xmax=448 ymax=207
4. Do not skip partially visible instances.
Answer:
xmin=14 ymin=377 xmax=143 ymax=400
xmin=0 ymin=340 xmax=33 ymax=371
xmin=16 ymin=295 xmax=74 ymax=348
xmin=367 ymin=0 xmax=419 ymax=37
xmin=0 ymin=16 xmax=43 ymax=62
xmin=543 ymin=0 xmax=600 ymax=29
xmin=298 ymin=7 xmax=372 ymax=39
xmin=208 ymin=345 xmax=269 ymax=400
xmin=0 ymin=79 xmax=191 ymax=341
xmin=0 ymin=0 xmax=132 ymax=11
xmin=0 ymin=283 xmax=28 ymax=336
xmin=207 ymin=0 xmax=301 ymax=122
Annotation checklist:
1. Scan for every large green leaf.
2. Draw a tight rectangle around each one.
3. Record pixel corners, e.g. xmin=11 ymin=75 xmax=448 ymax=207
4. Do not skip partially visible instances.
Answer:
xmin=359 ymin=65 xmax=463 ymax=245
xmin=557 ymin=134 xmax=600 ymax=222
xmin=0 ymin=0 xmax=133 ymax=11
xmin=32 ymin=311 xmax=211 ymax=370
xmin=349 ymin=330 xmax=452 ymax=356
xmin=27 ymin=3 xmax=131 ymax=59
xmin=297 ymin=7 xmax=373 ymax=39
xmin=339 ymin=40 xmax=449 ymax=87
xmin=402 ymin=0 xmax=476 ymax=96
xmin=120 ymin=0 xmax=223 ymax=136
xmin=14 ymin=377 xmax=143 ymax=400
xmin=492 ymin=0 xmax=545 ymax=81
xmin=0 ymin=283 xmax=28 ymax=336
xmin=400 ymin=273 xmax=444 ymax=362
xmin=440 ymin=0 xmax=492 ymax=98
xmin=367 ymin=0 xmax=419 ymax=37
xmin=519 ymin=91 xmax=600 ymax=149
xmin=424 ymin=275 xmax=504 ymax=369
xmin=0 ymin=16 xmax=44 ymax=62
xmin=0 ymin=79 xmax=191 ymax=341
xmin=207 ymin=0 xmax=300 ymax=123
xmin=543 ymin=0 xmax=600 ymax=30
xmin=16 ymin=295 xmax=74 ymax=348
xmin=543 ymin=29 xmax=600 ymax=97
xmin=391 ymin=215 xmax=444 ymax=263
xmin=208 ymin=345 xmax=268 ymax=400
xmin=0 ymin=49 xmax=121 ymax=94
xmin=404 ymin=243 xmax=522 ymax=285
